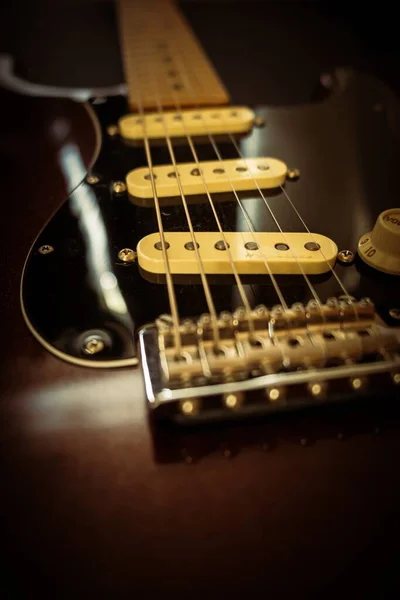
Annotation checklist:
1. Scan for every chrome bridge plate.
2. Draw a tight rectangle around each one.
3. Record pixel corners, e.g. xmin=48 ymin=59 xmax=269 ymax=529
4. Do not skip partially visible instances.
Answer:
xmin=139 ymin=299 xmax=400 ymax=423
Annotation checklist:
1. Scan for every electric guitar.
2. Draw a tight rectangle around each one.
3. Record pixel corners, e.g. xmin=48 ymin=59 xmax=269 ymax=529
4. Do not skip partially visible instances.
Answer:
xmin=18 ymin=0 xmax=400 ymax=425
xmin=2 ymin=1 xmax=400 ymax=596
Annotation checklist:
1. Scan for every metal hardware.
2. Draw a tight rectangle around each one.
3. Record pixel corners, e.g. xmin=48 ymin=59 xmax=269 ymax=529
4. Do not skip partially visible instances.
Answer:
xmin=38 ymin=245 xmax=54 ymax=255
xmin=118 ymin=248 xmax=136 ymax=263
xmin=308 ymin=381 xmax=327 ymax=397
xmin=287 ymin=168 xmax=300 ymax=181
xmin=304 ymin=242 xmax=320 ymax=251
xmin=83 ymin=337 xmax=105 ymax=355
xmin=244 ymin=241 xmax=259 ymax=251
xmin=139 ymin=297 xmax=400 ymax=423
xmin=107 ymin=124 xmax=119 ymax=137
xmin=180 ymin=399 xmax=199 ymax=416
xmin=112 ymin=181 xmax=127 ymax=195
xmin=337 ymin=249 xmax=355 ymax=264
xmin=389 ymin=308 xmax=400 ymax=320
xmin=223 ymin=392 xmax=243 ymax=409
xmin=184 ymin=241 xmax=199 ymax=251
xmin=214 ymin=240 xmax=229 ymax=251
xmin=86 ymin=174 xmax=100 ymax=185
xmin=154 ymin=241 xmax=170 ymax=251
xmin=267 ymin=387 xmax=284 ymax=402
xmin=350 ymin=376 xmax=367 ymax=391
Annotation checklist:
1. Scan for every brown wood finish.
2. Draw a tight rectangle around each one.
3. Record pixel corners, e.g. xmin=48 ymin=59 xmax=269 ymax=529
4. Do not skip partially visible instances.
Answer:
xmin=1 ymin=86 xmax=400 ymax=598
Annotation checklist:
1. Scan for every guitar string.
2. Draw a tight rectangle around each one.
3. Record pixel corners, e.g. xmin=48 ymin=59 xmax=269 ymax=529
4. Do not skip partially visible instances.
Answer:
xmin=145 ymin=1 xmax=298 ymax=315
xmin=142 ymin=32 xmax=265 ymax=331
xmin=156 ymin=14 xmax=291 ymax=310
xmin=159 ymin=13 xmax=358 ymax=319
xmin=145 ymin=53 xmax=222 ymax=348
xmin=229 ymin=135 xmax=356 ymax=305
xmin=166 ymin=40 xmax=323 ymax=309
xmin=120 ymin=12 xmax=183 ymax=355
xmin=155 ymin=10 xmax=318 ymax=312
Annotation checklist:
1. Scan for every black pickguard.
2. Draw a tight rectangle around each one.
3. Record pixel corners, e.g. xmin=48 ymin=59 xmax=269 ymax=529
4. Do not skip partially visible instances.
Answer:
xmin=21 ymin=70 xmax=400 ymax=364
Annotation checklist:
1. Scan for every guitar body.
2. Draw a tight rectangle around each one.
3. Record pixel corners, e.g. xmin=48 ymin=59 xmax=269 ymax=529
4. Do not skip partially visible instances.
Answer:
xmin=2 ymin=2 xmax=400 ymax=597
xmin=20 ymin=74 xmax=400 ymax=367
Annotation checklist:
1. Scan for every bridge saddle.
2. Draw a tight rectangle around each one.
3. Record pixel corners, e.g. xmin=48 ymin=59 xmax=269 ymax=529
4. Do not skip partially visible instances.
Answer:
xmin=139 ymin=298 xmax=400 ymax=422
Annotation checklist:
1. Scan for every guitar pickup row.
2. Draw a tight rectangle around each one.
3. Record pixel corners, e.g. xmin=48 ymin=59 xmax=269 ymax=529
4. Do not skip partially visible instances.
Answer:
xmin=118 ymin=106 xmax=255 ymax=140
xmin=126 ymin=157 xmax=287 ymax=199
xmin=137 ymin=232 xmax=338 ymax=275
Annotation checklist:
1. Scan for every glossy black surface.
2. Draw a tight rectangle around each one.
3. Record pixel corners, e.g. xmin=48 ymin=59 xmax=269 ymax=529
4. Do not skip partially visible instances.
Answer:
xmin=22 ymin=70 xmax=400 ymax=362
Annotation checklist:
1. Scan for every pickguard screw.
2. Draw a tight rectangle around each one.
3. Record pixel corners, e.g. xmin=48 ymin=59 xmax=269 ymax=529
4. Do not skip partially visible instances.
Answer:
xmin=337 ymin=249 xmax=355 ymax=264
xmin=253 ymin=115 xmax=265 ymax=128
xmin=112 ymin=181 xmax=127 ymax=195
xmin=86 ymin=173 xmax=100 ymax=185
xmin=84 ymin=338 xmax=104 ymax=355
xmin=38 ymin=245 xmax=54 ymax=255
xmin=118 ymin=248 xmax=136 ymax=263
xmin=107 ymin=124 xmax=119 ymax=137
xmin=389 ymin=308 xmax=400 ymax=320
xmin=287 ymin=168 xmax=300 ymax=181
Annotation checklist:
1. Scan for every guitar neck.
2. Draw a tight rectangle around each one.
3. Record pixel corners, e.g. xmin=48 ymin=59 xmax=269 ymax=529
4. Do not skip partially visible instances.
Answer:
xmin=117 ymin=0 xmax=230 ymax=111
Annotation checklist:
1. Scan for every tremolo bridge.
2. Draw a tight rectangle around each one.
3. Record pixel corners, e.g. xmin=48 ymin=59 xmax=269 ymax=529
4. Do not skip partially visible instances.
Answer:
xmin=140 ymin=299 xmax=400 ymax=422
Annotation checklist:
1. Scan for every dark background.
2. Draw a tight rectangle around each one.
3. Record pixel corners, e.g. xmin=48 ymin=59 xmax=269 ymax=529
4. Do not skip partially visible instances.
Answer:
xmin=0 ymin=1 xmax=399 ymax=104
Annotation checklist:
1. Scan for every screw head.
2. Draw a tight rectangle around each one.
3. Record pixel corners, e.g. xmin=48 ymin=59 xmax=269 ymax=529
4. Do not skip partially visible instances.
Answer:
xmin=389 ymin=308 xmax=400 ymax=320
xmin=86 ymin=174 xmax=100 ymax=185
xmin=107 ymin=124 xmax=119 ymax=137
xmin=267 ymin=387 xmax=282 ymax=402
xmin=337 ymin=249 xmax=355 ymax=264
xmin=38 ymin=245 xmax=54 ymax=255
xmin=350 ymin=376 xmax=367 ymax=391
xmin=118 ymin=248 xmax=136 ymax=263
xmin=223 ymin=392 xmax=244 ymax=409
xmin=83 ymin=338 xmax=105 ymax=355
xmin=112 ymin=181 xmax=127 ymax=195
xmin=180 ymin=399 xmax=199 ymax=416
xmin=308 ymin=381 xmax=327 ymax=397
xmin=287 ymin=168 xmax=300 ymax=181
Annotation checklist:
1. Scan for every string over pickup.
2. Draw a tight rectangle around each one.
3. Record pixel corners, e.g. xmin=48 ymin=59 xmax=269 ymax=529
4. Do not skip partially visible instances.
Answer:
xmin=126 ymin=157 xmax=287 ymax=199
xmin=137 ymin=231 xmax=338 ymax=275
xmin=119 ymin=107 xmax=255 ymax=140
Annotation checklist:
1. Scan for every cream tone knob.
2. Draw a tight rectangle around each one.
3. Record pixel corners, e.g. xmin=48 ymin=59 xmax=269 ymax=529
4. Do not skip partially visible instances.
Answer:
xmin=358 ymin=208 xmax=400 ymax=275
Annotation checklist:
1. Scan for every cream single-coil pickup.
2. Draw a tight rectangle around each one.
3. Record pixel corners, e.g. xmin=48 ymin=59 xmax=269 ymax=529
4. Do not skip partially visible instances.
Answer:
xmin=126 ymin=158 xmax=287 ymax=200
xmin=118 ymin=107 xmax=255 ymax=141
xmin=137 ymin=232 xmax=338 ymax=275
